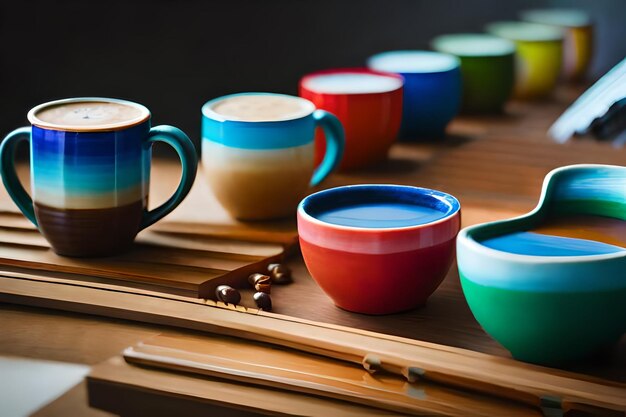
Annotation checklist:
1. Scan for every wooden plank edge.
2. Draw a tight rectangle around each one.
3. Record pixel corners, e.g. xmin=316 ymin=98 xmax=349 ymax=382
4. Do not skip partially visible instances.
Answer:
xmin=0 ymin=274 xmax=623 ymax=415
xmin=87 ymin=357 xmax=400 ymax=417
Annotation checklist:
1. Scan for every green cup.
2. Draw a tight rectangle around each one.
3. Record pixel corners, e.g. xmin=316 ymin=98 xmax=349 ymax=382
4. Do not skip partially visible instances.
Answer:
xmin=432 ymin=34 xmax=515 ymax=113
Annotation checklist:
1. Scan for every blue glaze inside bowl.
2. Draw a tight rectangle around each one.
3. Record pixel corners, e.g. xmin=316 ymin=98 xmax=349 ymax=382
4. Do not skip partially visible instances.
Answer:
xmin=481 ymin=230 xmax=625 ymax=256
xmin=301 ymin=185 xmax=460 ymax=229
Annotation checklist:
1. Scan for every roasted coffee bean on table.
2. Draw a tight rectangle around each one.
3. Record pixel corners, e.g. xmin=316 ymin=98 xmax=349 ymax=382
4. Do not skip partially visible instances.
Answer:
xmin=267 ymin=263 xmax=292 ymax=284
xmin=248 ymin=273 xmax=271 ymax=286
xmin=253 ymin=291 xmax=272 ymax=311
xmin=248 ymin=273 xmax=272 ymax=293
xmin=215 ymin=285 xmax=241 ymax=305
xmin=254 ymin=281 xmax=271 ymax=294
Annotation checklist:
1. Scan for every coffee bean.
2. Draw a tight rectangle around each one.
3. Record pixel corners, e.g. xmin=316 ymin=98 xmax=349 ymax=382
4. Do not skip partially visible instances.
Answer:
xmin=267 ymin=263 xmax=292 ymax=284
xmin=248 ymin=273 xmax=271 ymax=287
xmin=253 ymin=292 xmax=272 ymax=311
xmin=215 ymin=285 xmax=241 ymax=305
xmin=254 ymin=282 xmax=271 ymax=294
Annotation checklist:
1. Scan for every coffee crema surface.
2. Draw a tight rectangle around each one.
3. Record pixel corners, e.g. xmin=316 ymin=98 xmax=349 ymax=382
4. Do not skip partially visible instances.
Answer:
xmin=31 ymin=100 xmax=148 ymax=130
xmin=210 ymin=95 xmax=312 ymax=122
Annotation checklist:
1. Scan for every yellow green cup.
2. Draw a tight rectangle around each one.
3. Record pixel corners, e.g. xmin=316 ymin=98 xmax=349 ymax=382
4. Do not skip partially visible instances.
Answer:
xmin=432 ymin=34 xmax=516 ymax=113
xmin=521 ymin=9 xmax=593 ymax=81
xmin=486 ymin=21 xmax=564 ymax=100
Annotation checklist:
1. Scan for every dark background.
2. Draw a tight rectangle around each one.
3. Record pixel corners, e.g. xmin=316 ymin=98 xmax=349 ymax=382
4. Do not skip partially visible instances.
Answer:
xmin=2 ymin=0 xmax=625 ymax=149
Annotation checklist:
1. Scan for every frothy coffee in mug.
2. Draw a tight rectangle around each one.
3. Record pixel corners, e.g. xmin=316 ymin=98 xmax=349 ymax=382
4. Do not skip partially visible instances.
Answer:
xmin=203 ymin=94 xmax=316 ymax=219
xmin=5 ymin=97 xmax=196 ymax=257
xmin=30 ymin=100 xmax=149 ymax=130
xmin=201 ymin=92 xmax=341 ymax=220
xmin=210 ymin=94 xmax=311 ymax=122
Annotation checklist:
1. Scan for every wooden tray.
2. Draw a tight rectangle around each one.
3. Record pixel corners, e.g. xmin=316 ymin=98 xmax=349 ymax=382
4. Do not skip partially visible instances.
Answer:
xmin=0 ymin=210 xmax=296 ymax=299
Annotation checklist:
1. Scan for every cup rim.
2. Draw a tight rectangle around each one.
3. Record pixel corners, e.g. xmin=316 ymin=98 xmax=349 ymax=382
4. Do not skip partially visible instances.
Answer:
xmin=459 ymin=164 xmax=626 ymax=264
xmin=431 ymin=33 xmax=516 ymax=57
xmin=485 ymin=21 xmax=565 ymax=42
xmin=202 ymin=92 xmax=316 ymax=123
xmin=298 ymin=184 xmax=461 ymax=233
xmin=27 ymin=97 xmax=151 ymax=133
xmin=520 ymin=8 xmax=592 ymax=29
xmin=367 ymin=50 xmax=461 ymax=74
xmin=299 ymin=67 xmax=404 ymax=96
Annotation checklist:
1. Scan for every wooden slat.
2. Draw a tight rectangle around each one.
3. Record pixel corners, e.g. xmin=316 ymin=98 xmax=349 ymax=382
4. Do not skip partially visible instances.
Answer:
xmin=123 ymin=334 xmax=541 ymax=416
xmin=0 ymin=272 xmax=624 ymax=415
xmin=88 ymin=357 xmax=402 ymax=417
xmin=0 ymin=209 xmax=288 ymax=298
xmin=0 ymin=211 xmax=287 ymax=258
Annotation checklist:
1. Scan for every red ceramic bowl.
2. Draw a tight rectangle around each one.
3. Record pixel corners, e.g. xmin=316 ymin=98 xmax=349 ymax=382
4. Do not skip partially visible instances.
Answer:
xmin=297 ymin=184 xmax=461 ymax=315
xmin=299 ymin=68 xmax=403 ymax=171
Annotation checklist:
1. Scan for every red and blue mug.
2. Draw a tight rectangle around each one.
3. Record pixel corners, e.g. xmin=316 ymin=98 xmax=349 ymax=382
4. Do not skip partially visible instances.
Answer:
xmin=298 ymin=184 xmax=461 ymax=314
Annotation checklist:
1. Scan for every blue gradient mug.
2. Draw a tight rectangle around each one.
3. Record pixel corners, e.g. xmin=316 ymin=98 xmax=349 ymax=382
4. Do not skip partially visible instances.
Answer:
xmin=368 ymin=51 xmax=462 ymax=140
xmin=0 ymin=97 xmax=198 ymax=257
xmin=202 ymin=93 xmax=344 ymax=220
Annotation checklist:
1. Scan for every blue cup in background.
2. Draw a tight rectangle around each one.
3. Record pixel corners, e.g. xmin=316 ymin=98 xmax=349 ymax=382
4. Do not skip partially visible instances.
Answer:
xmin=367 ymin=50 xmax=462 ymax=140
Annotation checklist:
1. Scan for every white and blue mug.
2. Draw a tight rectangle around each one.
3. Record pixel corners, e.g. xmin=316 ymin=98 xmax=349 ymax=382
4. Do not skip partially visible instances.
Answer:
xmin=201 ymin=93 xmax=344 ymax=220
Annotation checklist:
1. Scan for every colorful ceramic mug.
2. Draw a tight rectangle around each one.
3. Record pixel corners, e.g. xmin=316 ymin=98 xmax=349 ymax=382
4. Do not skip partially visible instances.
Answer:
xmin=298 ymin=184 xmax=461 ymax=314
xmin=486 ymin=21 xmax=564 ymax=99
xmin=201 ymin=93 xmax=344 ymax=220
xmin=432 ymin=34 xmax=516 ymax=113
xmin=367 ymin=51 xmax=461 ymax=140
xmin=457 ymin=164 xmax=626 ymax=365
xmin=521 ymin=8 xmax=593 ymax=81
xmin=0 ymin=97 xmax=198 ymax=257
xmin=299 ymin=68 xmax=403 ymax=171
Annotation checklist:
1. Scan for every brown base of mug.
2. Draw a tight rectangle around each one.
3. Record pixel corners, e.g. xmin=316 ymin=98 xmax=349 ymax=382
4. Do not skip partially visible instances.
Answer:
xmin=34 ymin=200 xmax=143 ymax=258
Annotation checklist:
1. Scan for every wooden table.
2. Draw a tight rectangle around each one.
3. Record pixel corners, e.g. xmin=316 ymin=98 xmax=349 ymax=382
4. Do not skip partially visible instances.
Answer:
xmin=1 ymin=85 xmax=625 ymax=416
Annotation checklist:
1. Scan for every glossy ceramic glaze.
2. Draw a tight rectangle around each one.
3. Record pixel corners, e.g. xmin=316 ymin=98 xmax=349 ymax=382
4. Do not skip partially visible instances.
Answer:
xmin=298 ymin=185 xmax=461 ymax=314
xmin=201 ymin=93 xmax=344 ymax=220
xmin=367 ymin=51 xmax=461 ymax=140
xmin=299 ymin=68 xmax=403 ymax=171
xmin=486 ymin=21 xmax=564 ymax=99
xmin=457 ymin=164 xmax=626 ymax=365
xmin=481 ymin=215 xmax=626 ymax=256
xmin=0 ymin=98 xmax=197 ymax=257
xmin=431 ymin=34 xmax=515 ymax=113
xmin=521 ymin=9 xmax=593 ymax=81
xmin=315 ymin=203 xmax=448 ymax=228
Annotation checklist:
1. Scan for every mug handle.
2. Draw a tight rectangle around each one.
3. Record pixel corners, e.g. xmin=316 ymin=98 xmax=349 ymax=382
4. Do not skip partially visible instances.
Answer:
xmin=140 ymin=125 xmax=198 ymax=230
xmin=0 ymin=126 xmax=37 ymax=226
xmin=310 ymin=110 xmax=344 ymax=187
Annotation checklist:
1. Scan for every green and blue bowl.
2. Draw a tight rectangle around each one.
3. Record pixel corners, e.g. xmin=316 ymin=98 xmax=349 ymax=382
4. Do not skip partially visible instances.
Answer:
xmin=457 ymin=164 xmax=626 ymax=365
